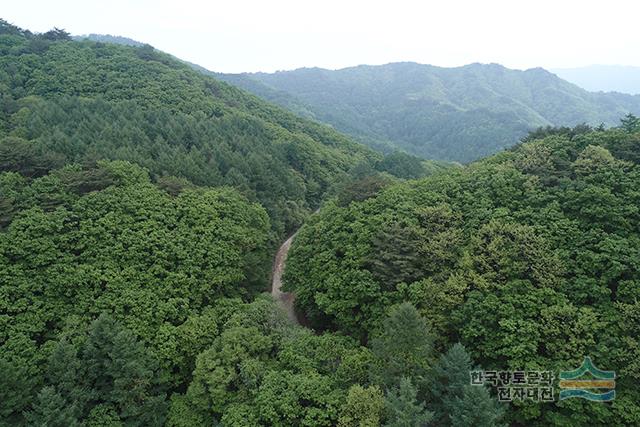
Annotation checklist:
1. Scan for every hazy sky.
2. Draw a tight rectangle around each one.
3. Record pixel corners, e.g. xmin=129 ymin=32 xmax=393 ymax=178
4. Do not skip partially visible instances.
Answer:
xmin=4 ymin=0 xmax=640 ymax=73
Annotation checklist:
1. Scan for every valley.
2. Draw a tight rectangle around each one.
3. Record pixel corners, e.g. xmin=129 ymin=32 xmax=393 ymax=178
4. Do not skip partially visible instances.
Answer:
xmin=217 ymin=63 xmax=640 ymax=162
xmin=1 ymin=17 xmax=639 ymax=427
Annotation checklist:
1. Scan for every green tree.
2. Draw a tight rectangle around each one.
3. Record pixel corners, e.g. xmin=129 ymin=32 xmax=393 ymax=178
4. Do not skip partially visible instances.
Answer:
xmin=24 ymin=387 xmax=80 ymax=427
xmin=0 ymin=356 xmax=38 ymax=426
xmin=384 ymin=377 xmax=433 ymax=427
xmin=376 ymin=152 xmax=427 ymax=179
xmin=81 ymin=314 xmax=168 ymax=425
xmin=449 ymin=386 xmax=505 ymax=427
xmin=370 ymin=303 xmax=433 ymax=390
xmin=337 ymin=174 xmax=392 ymax=206
xmin=284 ymin=124 xmax=640 ymax=424
xmin=30 ymin=314 xmax=168 ymax=426
xmin=620 ymin=113 xmax=640 ymax=133
xmin=338 ymin=384 xmax=385 ymax=427
xmin=430 ymin=343 xmax=504 ymax=427
xmin=366 ymin=222 xmax=425 ymax=289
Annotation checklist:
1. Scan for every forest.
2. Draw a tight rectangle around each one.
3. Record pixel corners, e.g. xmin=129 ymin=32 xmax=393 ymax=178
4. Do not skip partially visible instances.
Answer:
xmin=0 ymin=20 xmax=447 ymax=241
xmin=0 ymin=20 xmax=449 ymax=426
xmin=284 ymin=118 xmax=640 ymax=426
xmin=217 ymin=63 xmax=640 ymax=162
xmin=1 ymin=17 xmax=639 ymax=427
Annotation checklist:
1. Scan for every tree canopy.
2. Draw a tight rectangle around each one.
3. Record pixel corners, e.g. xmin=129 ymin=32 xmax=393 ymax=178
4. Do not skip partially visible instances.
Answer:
xmin=2 ymin=18 xmax=637 ymax=426
xmin=285 ymin=124 xmax=640 ymax=425
xmin=0 ymin=20 xmax=451 ymax=426
xmin=218 ymin=63 xmax=640 ymax=162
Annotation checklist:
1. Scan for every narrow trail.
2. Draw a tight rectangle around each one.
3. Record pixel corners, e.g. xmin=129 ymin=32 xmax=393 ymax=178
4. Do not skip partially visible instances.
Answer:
xmin=271 ymin=232 xmax=299 ymax=324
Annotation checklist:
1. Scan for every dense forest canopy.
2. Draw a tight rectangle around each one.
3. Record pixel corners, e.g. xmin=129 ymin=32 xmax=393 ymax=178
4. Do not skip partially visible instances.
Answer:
xmin=284 ymin=121 xmax=640 ymax=425
xmin=217 ymin=62 xmax=640 ymax=162
xmin=72 ymin=33 xmax=144 ymax=47
xmin=2 ymin=18 xmax=639 ymax=427
xmin=0 ymin=19 xmax=449 ymax=426
xmin=0 ymin=19 xmax=431 ymax=239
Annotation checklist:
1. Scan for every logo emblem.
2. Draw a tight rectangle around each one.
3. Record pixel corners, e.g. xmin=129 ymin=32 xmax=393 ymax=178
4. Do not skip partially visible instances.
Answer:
xmin=559 ymin=357 xmax=615 ymax=402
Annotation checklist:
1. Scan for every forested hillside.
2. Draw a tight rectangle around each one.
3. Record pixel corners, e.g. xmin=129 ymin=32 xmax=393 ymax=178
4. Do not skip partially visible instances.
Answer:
xmin=3 ymin=18 xmax=639 ymax=427
xmin=284 ymin=118 xmax=640 ymax=425
xmin=0 ymin=20 xmax=453 ymax=426
xmin=0 ymin=20 xmax=394 ymax=240
xmin=72 ymin=33 xmax=144 ymax=47
xmin=218 ymin=62 xmax=640 ymax=162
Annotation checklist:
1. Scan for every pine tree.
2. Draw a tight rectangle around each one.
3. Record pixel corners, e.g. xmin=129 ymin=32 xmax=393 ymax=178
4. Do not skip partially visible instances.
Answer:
xmin=620 ymin=113 xmax=640 ymax=133
xmin=430 ymin=343 xmax=471 ymax=414
xmin=370 ymin=302 xmax=433 ymax=390
xmin=29 ymin=315 xmax=168 ymax=426
xmin=0 ymin=357 xmax=37 ymax=425
xmin=45 ymin=339 xmax=83 ymax=403
xmin=429 ymin=343 xmax=504 ymax=427
xmin=24 ymin=386 xmax=80 ymax=427
xmin=449 ymin=386 xmax=504 ymax=427
xmin=82 ymin=314 xmax=168 ymax=426
xmin=384 ymin=377 xmax=433 ymax=427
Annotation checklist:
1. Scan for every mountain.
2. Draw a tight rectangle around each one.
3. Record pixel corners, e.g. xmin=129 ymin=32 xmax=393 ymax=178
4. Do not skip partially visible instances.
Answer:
xmin=217 ymin=62 xmax=640 ymax=162
xmin=0 ymin=20 xmax=460 ymax=425
xmin=551 ymin=65 xmax=640 ymax=95
xmin=3 ymin=18 xmax=639 ymax=426
xmin=284 ymin=122 xmax=640 ymax=424
xmin=72 ymin=33 xmax=144 ymax=47
xmin=0 ymin=21 xmax=389 ymax=238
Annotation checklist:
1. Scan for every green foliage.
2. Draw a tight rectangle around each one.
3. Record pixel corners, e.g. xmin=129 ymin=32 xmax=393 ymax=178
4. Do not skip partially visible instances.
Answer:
xmin=0 ymin=354 xmax=38 ymax=426
xmin=0 ymin=136 xmax=62 ymax=177
xmin=0 ymin=161 xmax=272 ymax=423
xmin=370 ymin=303 xmax=433 ymax=390
xmin=383 ymin=377 xmax=433 ymax=427
xmin=366 ymin=222 xmax=426 ymax=289
xmin=2 ymin=23 xmax=440 ymax=425
xmin=179 ymin=297 xmax=368 ymax=425
xmin=338 ymin=385 xmax=385 ymax=427
xmin=429 ymin=344 xmax=504 ymax=427
xmin=24 ymin=387 xmax=80 ymax=427
xmin=27 ymin=314 xmax=167 ymax=426
xmin=4 ymin=19 xmax=640 ymax=426
xmin=0 ymin=24 xmax=381 ymax=236
xmin=285 ymin=126 xmax=640 ymax=424
xmin=218 ymin=63 xmax=640 ymax=162
xmin=375 ymin=152 xmax=432 ymax=179
xmin=448 ymin=386 xmax=504 ymax=427
xmin=520 ymin=123 xmax=594 ymax=144
xmin=336 ymin=174 xmax=393 ymax=207
xmin=620 ymin=113 xmax=640 ymax=133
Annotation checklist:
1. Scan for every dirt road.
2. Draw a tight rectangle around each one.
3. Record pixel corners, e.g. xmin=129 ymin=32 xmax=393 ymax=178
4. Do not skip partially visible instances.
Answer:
xmin=271 ymin=233 xmax=298 ymax=323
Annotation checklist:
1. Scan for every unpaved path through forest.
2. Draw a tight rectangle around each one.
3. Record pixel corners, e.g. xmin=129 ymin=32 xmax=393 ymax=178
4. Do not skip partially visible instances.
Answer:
xmin=271 ymin=233 xmax=299 ymax=323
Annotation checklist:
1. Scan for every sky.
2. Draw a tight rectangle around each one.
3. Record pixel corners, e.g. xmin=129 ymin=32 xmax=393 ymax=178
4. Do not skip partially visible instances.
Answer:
xmin=3 ymin=0 xmax=640 ymax=73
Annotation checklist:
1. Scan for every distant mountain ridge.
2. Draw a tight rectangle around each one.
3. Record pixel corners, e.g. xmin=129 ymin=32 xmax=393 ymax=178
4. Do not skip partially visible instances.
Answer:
xmin=72 ymin=33 xmax=144 ymax=47
xmin=217 ymin=62 xmax=640 ymax=162
xmin=66 ymin=35 xmax=640 ymax=162
xmin=551 ymin=65 xmax=640 ymax=95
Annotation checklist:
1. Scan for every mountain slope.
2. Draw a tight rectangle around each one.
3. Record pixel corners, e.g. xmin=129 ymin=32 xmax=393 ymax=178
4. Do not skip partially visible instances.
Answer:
xmin=284 ymin=123 xmax=640 ymax=424
xmin=0 ymin=21 xmax=384 ymax=237
xmin=552 ymin=65 xmax=640 ymax=95
xmin=72 ymin=33 xmax=144 ymax=47
xmin=0 ymin=20 xmax=399 ymax=425
xmin=218 ymin=62 xmax=640 ymax=162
